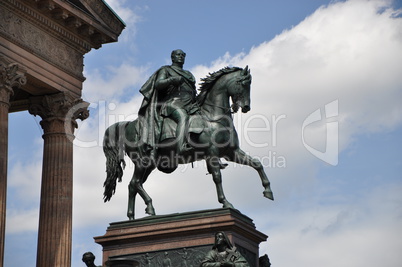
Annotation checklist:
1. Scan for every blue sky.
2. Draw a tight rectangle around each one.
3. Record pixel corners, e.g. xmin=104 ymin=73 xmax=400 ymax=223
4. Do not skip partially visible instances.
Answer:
xmin=5 ymin=0 xmax=402 ymax=266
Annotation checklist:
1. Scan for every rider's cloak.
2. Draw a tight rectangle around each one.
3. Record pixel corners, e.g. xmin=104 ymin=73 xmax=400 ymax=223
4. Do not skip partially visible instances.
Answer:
xmin=137 ymin=65 xmax=197 ymax=155
xmin=137 ymin=66 xmax=164 ymax=156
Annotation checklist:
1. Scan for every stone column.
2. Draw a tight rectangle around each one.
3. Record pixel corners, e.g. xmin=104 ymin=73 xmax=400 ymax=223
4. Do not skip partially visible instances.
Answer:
xmin=0 ymin=59 xmax=26 ymax=267
xmin=29 ymin=92 xmax=89 ymax=267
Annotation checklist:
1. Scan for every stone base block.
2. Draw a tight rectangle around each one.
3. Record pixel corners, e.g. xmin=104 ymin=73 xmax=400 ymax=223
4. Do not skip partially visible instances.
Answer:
xmin=94 ymin=208 xmax=267 ymax=267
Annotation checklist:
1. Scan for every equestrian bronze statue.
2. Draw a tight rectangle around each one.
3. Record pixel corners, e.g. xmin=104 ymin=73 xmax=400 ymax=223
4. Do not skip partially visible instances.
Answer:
xmin=102 ymin=50 xmax=274 ymax=220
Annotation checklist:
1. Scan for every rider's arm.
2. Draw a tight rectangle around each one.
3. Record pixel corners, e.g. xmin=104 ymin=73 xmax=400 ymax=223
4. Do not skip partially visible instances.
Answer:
xmin=155 ymin=68 xmax=182 ymax=91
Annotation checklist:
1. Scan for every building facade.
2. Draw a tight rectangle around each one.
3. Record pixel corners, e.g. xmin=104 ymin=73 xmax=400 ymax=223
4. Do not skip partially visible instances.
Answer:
xmin=0 ymin=1 xmax=124 ymax=266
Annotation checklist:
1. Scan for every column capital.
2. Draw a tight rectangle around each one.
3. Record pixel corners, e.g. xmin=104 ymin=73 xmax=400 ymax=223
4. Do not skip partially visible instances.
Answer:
xmin=29 ymin=92 xmax=89 ymax=135
xmin=0 ymin=58 xmax=27 ymax=105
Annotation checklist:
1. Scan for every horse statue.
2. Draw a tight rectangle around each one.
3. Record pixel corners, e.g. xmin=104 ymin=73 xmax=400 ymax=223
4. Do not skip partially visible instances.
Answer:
xmin=102 ymin=66 xmax=274 ymax=220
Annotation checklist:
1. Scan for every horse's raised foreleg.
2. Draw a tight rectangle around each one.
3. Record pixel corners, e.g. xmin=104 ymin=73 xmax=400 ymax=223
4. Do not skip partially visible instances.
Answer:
xmin=206 ymin=156 xmax=235 ymax=209
xmin=127 ymin=165 xmax=156 ymax=220
xmin=229 ymin=149 xmax=274 ymax=200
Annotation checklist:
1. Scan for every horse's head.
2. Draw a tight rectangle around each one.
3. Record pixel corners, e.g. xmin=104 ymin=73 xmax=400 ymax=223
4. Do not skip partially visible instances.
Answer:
xmin=197 ymin=66 xmax=252 ymax=114
xmin=228 ymin=66 xmax=252 ymax=113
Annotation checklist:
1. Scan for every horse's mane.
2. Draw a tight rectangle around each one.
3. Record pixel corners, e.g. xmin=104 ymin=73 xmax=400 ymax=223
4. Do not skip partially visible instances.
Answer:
xmin=196 ymin=66 xmax=242 ymax=106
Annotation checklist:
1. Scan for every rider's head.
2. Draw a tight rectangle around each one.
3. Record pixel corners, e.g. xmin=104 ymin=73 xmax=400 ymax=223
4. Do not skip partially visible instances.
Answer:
xmin=171 ymin=49 xmax=186 ymax=67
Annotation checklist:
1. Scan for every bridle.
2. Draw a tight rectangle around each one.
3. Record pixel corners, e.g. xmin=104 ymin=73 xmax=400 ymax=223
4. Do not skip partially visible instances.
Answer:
xmin=199 ymin=69 xmax=251 ymax=120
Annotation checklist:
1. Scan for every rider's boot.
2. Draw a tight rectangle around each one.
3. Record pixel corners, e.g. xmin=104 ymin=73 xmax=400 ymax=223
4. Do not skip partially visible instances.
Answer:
xmin=176 ymin=117 xmax=192 ymax=155
xmin=149 ymin=148 xmax=157 ymax=164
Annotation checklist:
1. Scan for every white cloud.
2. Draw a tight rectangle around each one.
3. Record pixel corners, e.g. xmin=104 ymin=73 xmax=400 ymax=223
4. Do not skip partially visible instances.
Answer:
xmin=8 ymin=161 xmax=41 ymax=198
xmin=5 ymin=208 xmax=39 ymax=234
xmin=103 ymin=0 xmax=141 ymax=43
xmin=258 ymin=183 xmax=402 ymax=267
xmin=82 ymin=64 xmax=149 ymax=102
xmin=71 ymin=0 xmax=402 ymax=229
xmin=6 ymin=158 xmax=41 ymax=233
xmin=192 ymin=0 xmax=402 ymax=159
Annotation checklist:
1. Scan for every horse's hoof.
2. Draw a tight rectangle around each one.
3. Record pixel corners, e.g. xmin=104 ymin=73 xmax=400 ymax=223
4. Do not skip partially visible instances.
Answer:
xmin=145 ymin=206 xmax=156 ymax=216
xmin=127 ymin=213 xmax=135 ymax=220
xmin=222 ymin=202 xmax=235 ymax=210
xmin=263 ymin=190 xmax=274 ymax=200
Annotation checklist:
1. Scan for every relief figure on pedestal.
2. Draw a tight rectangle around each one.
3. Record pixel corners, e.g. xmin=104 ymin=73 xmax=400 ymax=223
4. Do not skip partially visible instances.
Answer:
xmin=161 ymin=252 xmax=172 ymax=267
xmin=200 ymin=232 xmax=249 ymax=267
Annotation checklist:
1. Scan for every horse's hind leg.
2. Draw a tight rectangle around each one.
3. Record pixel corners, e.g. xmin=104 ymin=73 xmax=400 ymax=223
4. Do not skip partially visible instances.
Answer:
xmin=128 ymin=165 xmax=156 ymax=220
xmin=127 ymin=173 xmax=137 ymax=220
xmin=228 ymin=149 xmax=274 ymax=200
xmin=206 ymin=156 xmax=235 ymax=209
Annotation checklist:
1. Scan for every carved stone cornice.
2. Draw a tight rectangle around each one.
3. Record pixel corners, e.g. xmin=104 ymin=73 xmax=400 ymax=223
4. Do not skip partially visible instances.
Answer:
xmin=2 ymin=0 xmax=90 ymax=53
xmin=0 ymin=0 xmax=125 ymax=79
xmin=0 ymin=58 xmax=27 ymax=106
xmin=2 ymin=0 xmax=125 ymax=50
xmin=79 ymin=0 xmax=125 ymax=36
xmin=29 ymin=92 xmax=89 ymax=136
xmin=0 ymin=4 xmax=85 ymax=79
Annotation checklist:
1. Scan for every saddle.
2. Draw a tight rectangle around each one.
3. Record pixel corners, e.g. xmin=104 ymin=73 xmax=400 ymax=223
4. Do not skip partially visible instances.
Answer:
xmin=126 ymin=113 xmax=228 ymax=173
xmin=159 ymin=113 xmax=206 ymax=142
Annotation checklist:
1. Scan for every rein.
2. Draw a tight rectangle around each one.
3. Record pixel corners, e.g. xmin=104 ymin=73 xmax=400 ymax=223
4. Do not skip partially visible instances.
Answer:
xmin=202 ymin=101 xmax=233 ymax=114
xmin=199 ymin=110 xmax=232 ymax=123
xmin=199 ymin=101 xmax=234 ymax=124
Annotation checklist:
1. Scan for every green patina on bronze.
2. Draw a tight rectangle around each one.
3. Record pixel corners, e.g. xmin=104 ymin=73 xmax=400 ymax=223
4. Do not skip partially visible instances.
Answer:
xmin=102 ymin=49 xmax=273 ymax=220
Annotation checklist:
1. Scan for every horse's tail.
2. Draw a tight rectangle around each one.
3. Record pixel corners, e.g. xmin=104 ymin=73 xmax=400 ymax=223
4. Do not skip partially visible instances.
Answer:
xmin=103 ymin=121 xmax=129 ymax=202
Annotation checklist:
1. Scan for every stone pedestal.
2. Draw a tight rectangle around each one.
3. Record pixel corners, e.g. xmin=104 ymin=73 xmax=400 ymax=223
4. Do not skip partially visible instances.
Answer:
xmin=95 ymin=208 xmax=267 ymax=267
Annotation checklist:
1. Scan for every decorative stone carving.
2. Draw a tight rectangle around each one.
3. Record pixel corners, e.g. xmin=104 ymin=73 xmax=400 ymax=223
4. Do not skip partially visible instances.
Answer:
xmin=109 ymin=246 xmax=211 ymax=267
xmin=86 ymin=0 xmax=125 ymax=34
xmin=29 ymin=92 xmax=89 ymax=135
xmin=0 ymin=2 xmax=85 ymax=78
xmin=106 ymin=245 xmax=257 ymax=267
xmin=0 ymin=58 xmax=27 ymax=104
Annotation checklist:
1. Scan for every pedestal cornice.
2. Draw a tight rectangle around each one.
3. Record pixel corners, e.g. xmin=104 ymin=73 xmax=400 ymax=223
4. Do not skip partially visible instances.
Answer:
xmin=95 ymin=208 xmax=268 ymax=267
